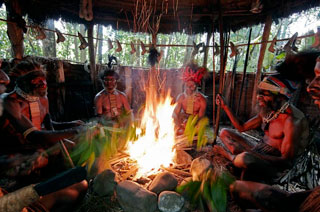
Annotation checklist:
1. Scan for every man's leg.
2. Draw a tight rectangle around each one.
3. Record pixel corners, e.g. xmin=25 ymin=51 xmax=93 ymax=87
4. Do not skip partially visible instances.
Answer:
xmin=219 ymin=128 xmax=254 ymax=154
xmin=230 ymin=180 xmax=310 ymax=212
xmin=39 ymin=180 xmax=88 ymax=211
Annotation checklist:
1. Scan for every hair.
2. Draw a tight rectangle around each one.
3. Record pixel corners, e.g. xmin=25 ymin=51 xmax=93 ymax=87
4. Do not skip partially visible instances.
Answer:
xmin=10 ymin=59 xmax=44 ymax=77
xmin=275 ymin=49 xmax=320 ymax=82
xmin=99 ymin=68 xmax=119 ymax=81
xmin=16 ymin=70 xmax=46 ymax=93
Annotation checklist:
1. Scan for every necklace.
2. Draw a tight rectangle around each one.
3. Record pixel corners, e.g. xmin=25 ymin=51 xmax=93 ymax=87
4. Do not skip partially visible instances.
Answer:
xmin=262 ymin=101 xmax=290 ymax=124
xmin=15 ymin=86 xmax=39 ymax=102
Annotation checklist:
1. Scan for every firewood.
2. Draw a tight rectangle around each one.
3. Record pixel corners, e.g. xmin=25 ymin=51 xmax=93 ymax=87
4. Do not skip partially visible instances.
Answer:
xmin=160 ymin=165 xmax=191 ymax=177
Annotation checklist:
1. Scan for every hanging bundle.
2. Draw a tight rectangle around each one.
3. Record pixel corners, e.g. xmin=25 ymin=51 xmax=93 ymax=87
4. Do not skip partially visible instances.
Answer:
xmin=115 ymin=39 xmax=122 ymax=52
xmin=79 ymin=0 xmax=93 ymax=21
xmin=140 ymin=40 xmax=147 ymax=55
xmin=55 ymin=29 xmax=66 ymax=43
xmin=78 ymin=32 xmax=89 ymax=50
xmin=130 ymin=41 xmax=136 ymax=54
xmin=35 ymin=25 xmax=46 ymax=40
xmin=229 ymin=41 xmax=238 ymax=57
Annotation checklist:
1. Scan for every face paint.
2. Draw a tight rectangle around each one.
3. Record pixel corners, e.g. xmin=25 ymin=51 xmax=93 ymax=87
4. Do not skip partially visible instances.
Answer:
xmin=31 ymin=76 xmax=47 ymax=97
xmin=104 ymin=76 xmax=117 ymax=92
xmin=185 ymin=80 xmax=197 ymax=95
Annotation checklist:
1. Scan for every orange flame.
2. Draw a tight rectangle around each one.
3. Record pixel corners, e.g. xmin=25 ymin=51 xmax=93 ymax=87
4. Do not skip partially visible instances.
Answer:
xmin=126 ymin=71 xmax=177 ymax=178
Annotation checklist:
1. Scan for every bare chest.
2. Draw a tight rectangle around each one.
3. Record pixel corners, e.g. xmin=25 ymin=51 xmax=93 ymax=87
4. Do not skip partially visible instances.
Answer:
xmin=181 ymin=95 xmax=202 ymax=114
xmin=20 ymin=100 xmax=47 ymax=122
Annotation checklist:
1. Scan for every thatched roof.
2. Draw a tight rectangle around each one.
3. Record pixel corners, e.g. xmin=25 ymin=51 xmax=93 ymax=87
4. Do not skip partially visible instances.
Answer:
xmin=2 ymin=0 xmax=319 ymax=34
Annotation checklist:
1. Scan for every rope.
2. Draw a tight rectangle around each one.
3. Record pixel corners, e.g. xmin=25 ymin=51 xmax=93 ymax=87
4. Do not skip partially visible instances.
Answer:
xmin=0 ymin=18 xmax=316 ymax=48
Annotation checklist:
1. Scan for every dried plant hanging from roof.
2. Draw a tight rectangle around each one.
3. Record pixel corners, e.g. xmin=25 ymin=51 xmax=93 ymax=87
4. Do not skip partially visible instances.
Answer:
xmin=131 ymin=0 xmax=178 ymax=36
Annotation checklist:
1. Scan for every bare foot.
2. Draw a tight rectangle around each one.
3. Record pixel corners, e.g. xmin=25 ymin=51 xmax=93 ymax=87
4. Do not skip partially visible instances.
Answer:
xmin=213 ymin=145 xmax=234 ymax=161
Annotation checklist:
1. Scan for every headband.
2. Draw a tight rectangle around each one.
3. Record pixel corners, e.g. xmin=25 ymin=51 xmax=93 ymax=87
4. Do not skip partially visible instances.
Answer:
xmin=258 ymin=76 xmax=297 ymax=98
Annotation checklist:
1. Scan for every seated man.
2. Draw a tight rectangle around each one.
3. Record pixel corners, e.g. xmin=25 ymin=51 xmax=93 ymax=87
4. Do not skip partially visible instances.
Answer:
xmin=94 ymin=68 xmax=132 ymax=123
xmin=0 ymin=67 xmax=87 ymax=212
xmin=230 ymin=55 xmax=320 ymax=212
xmin=214 ymin=74 xmax=309 ymax=181
xmin=173 ymin=63 xmax=207 ymax=134
xmin=0 ymin=60 xmax=84 ymax=181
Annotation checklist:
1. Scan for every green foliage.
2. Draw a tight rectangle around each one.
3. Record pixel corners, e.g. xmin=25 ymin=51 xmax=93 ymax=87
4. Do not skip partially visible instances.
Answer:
xmin=70 ymin=116 xmax=136 ymax=170
xmin=176 ymin=168 xmax=235 ymax=212
xmin=184 ymin=115 xmax=209 ymax=150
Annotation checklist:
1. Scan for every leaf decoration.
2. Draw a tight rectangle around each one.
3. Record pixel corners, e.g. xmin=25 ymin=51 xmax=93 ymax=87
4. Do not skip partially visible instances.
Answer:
xmin=176 ymin=168 xmax=235 ymax=212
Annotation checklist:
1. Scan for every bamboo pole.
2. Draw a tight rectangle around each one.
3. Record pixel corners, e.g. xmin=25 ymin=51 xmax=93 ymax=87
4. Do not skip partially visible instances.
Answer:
xmin=88 ymin=24 xmax=97 ymax=92
xmin=213 ymin=0 xmax=225 ymax=144
xmin=236 ymin=28 xmax=252 ymax=116
xmin=251 ymin=15 xmax=272 ymax=115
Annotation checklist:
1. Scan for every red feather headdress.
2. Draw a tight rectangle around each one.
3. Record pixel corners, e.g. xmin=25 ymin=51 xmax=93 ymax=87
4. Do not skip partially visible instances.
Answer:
xmin=182 ymin=66 xmax=206 ymax=85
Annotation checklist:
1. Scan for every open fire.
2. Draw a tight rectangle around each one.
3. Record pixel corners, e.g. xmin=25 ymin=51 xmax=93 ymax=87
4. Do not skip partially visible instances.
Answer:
xmin=125 ymin=72 xmax=177 ymax=178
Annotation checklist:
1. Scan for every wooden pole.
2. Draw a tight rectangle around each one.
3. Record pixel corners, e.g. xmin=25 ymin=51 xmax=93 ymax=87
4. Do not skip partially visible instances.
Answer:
xmin=201 ymin=30 xmax=212 ymax=93
xmin=251 ymin=15 xmax=272 ymax=115
xmin=236 ymin=28 xmax=252 ymax=116
xmin=212 ymin=25 xmax=216 ymax=127
xmin=5 ymin=0 xmax=24 ymax=59
xmin=88 ymin=24 xmax=97 ymax=92
xmin=213 ymin=0 xmax=225 ymax=144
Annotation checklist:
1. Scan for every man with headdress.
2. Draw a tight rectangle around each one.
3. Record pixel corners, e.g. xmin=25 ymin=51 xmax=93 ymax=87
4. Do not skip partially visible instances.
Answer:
xmin=173 ymin=63 xmax=207 ymax=134
xmin=228 ymin=54 xmax=320 ymax=212
xmin=94 ymin=68 xmax=132 ymax=123
xmin=214 ymin=74 xmax=309 ymax=181
xmin=0 ymin=60 xmax=84 ymax=179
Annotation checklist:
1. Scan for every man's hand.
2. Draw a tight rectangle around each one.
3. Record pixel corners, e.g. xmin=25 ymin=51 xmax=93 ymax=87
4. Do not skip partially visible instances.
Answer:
xmin=71 ymin=120 xmax=85 ymax=126
xmin=216 ymin=94 xmax=226 ymax=109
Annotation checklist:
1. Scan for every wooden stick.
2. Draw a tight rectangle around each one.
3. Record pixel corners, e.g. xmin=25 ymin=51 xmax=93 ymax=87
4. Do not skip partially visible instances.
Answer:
xmin=213 ymin=0 xmax=225 ymax=144
xmin=251 ymin=15 xmax=272 ymax=115
xmin=236 ymin=28 xmax=252 ymax=116
xmin=212 ymin=23 xmax=216 ymax=127
xmin=160 ymin=165 xmax=192 ymax=177
xmin=88 ymin=23 xmax=97 ymax=93
xmin=122 ymin=165 xmax=138 ymax=180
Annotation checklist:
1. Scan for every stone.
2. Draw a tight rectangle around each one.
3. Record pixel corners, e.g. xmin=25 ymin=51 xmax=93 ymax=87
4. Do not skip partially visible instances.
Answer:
xmin=190 ymin=157 xmax=211 ymax=181
xmin=116 ymin=180 xmax=157 ymax=212
xmin=158 ymin=191 xmax=184 ymax=212
xmin=149 ymin=172 xmax=178 ymax=195
xmin=92 ymin=169 xmax=117 ymax=197
xmin=174 ymin=150 xmax=192 ymax=166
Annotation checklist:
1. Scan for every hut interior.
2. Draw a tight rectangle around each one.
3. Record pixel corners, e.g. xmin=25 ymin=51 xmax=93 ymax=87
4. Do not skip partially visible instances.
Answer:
xmin=0 ymin=0 xmax=320 ymax=211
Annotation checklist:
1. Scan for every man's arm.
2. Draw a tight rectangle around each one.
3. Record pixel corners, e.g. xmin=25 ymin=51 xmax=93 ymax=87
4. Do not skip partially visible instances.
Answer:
xmin=4 ymin=98 xmax=81 ymax=145
xmin=94 ymin=93 xmax=103 ymax=116
xmin=216 ymin=94 xmax=262 ymax=132
xmin=198 ymin=95 xmax=207 ymax=119
xmin=172 ymin=95 xmax=183 ymax=125
xmin=249 ymin=117 xmax=301 ymax=167
xmin=120 ymin=92 xmax=133 ymax=121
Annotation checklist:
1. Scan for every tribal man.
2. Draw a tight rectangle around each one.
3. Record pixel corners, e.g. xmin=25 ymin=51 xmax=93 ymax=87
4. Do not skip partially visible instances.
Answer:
xmin=0 ymin=65 xmax=87 ymax=212
xmin=214 ymin=74 xmax=309 ymax=181
xmin=94 ymin=68 xmax=132 ymax=124
xmin=173 ymin=63 xmax=207 ymax=135
xmin=0 ymin=60 xmax=84 ymax=180
xmin=229 ymin=54 xmax=320 ymax=212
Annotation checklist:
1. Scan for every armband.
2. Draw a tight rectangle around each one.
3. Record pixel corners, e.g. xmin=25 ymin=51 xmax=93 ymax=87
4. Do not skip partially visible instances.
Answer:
xmin=23 ymin=127 xmax=38 ymax=139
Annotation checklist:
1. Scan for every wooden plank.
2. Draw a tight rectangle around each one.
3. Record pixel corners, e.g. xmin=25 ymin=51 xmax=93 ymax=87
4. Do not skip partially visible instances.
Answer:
xmin=251 ymin=15 xmax=272 ymax=115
